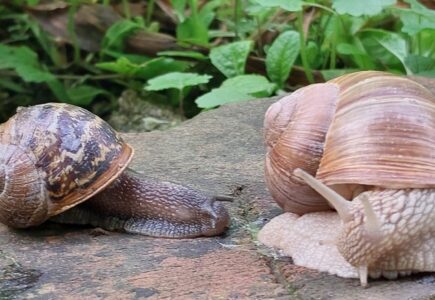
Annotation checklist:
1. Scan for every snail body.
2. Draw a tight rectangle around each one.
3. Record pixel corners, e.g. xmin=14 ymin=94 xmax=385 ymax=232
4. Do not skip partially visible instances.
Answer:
xmin=261 ymin=71 xmax=435 ymax=286
xmin=0 ymin=103 xmax=230 ymax=238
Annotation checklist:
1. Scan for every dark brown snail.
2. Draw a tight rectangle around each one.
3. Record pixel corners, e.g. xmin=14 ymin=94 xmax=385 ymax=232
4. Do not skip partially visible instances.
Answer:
xmin=0 ymin=103 xmax=230 ymax=238
xmin=260 ymin=71 xmax=435 ymax=286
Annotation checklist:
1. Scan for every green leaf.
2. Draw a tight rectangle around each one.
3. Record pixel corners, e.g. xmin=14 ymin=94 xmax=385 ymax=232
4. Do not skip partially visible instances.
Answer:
xmin=0 ymin=44 xmax=55 ymax=82
xmin=66 ymin=85 xmax=108 ymax=106
xmin=364 ymin=29 xmax=409 ymax=73
xmin=332 ymin=0 xmax=395 ymax=16
xmin=96 ymin=57 xmax=189 ymax=80
xmin=172 ymin=0 xmax=187 ymax=22
xmin=0 ymin=78 xmax=27 ymax=93
xmin=46 ymin=78 xmax=71 ymax=103
xmin=337 ymin=42 xmax=376 ymax=69
xmin=254 ymin=0 xmax=302 ymax=12
xmin=145 ymin=72 xmax=212 ymax=91
xmin=404 ymin=54 xmax=435 ymax=74
xmin=210 ymin=40 xmax=253 ymax=78
xmin=102 ymin=19 xmax=141 ymax=51
xmin=221 ymin=75 xmax=276 ymax=96
xmin=196 ymin=75 xmax=275 ymax=108
xmin=397 ymin=0 xmax=435 ymax=35
xmin=198 ymin=0 xmax=222 ymax=27
xmin=96 ymin=57 xmax=139 ymax=76
xmin=158 ymin=50 xmax=208 ymax=60
xmin=265 ymin=30 xmax=300 ymax=88
xmin=135 ymin=58 xmax=190 ymax=80
xmin=195 ymin=88 xmax=252 ymax=109
xmin=305 ymin=41 xmax=321 ymax=69
xmin=176 ymin=15 xmax=209 ymax=46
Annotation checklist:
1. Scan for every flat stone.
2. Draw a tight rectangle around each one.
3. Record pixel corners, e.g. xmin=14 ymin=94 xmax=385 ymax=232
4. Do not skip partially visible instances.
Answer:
xmin=1 ymin=75 xmax=435 ymax=299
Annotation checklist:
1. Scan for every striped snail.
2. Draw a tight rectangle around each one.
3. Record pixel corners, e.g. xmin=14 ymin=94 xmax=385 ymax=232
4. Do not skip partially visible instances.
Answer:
xmin=259 ymin=71 xmax=435 ymax=286
xmin=0 ymin=103 xmax=230 ymax=238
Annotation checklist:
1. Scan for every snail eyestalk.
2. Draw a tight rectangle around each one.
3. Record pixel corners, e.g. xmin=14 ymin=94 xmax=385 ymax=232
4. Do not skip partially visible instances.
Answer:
xmin=293 ymin=168 xmax=352 ymax=222
xmin=359 ymin=193 xmax=382 ymax=242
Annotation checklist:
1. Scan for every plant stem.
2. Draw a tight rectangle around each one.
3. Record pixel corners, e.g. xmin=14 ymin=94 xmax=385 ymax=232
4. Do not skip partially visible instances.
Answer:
xmin=146 ymin=0 xmax=155 ymax=27
xmin=67 ymin=2 xmax=80 ymax=64
xmin=178 ymin=88 xmax=185 ymax=116
xmin=0 ymin=70 xmax=123 ymax=80
xmin=234 ymin=0 xmax=241 ymax=39
xmin=122 ymin=0 xmax=131 ymax=19
xmin=297 ymin=10 xmax=314 ymax=83
xmin=329 ymin=18 xmax=337 ymax=70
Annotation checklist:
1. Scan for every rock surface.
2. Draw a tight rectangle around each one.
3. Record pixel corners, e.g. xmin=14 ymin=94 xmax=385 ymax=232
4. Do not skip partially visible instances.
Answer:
xmin=1 ymin=76 xmax=435 ymax=299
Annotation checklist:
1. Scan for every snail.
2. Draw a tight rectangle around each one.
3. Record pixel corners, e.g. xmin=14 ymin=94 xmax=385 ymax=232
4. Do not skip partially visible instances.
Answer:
xmin=0 ymin=103 xmax=230 ymax=238
xmin=259 ymin=71 xmax=435 ymax=286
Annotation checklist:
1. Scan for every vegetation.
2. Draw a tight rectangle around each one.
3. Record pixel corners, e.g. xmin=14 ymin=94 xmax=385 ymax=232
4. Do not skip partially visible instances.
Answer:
xmin=0 ymin=0 xmax=434 ymax=122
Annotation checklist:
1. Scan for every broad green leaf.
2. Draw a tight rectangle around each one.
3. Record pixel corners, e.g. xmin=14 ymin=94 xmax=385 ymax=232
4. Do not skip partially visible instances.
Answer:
xmin=254 ymin=0 xmax=302 ymax=12
xmin=416 ymin=70 xmax=435 ymax=78
xmin=96 ymin=57 xmax=139 ymax=76
xmin=66 ymin=85 xmax=108 ymax=106
xmin=172 ymin=0 xmax=187 ymax=22
xmin=305 ymin=41 xmax=321 ymax=69
xmin=265 ymin=30 xmax=300 ymax=88
xmin=196 ymin=75 xmax=275 ymax=108
xmin=364 ymin=29 xmax=409 ymax=73
xmin=46 ymin=78 xmax=71 ymax=103
xmin=221 ymin=75 xmax=276 ymax=97
xmin=158 ymin=50 xmax=208 ymax=60
xmin=0 ymin=44 xmax=55 ymax=83
xmin=404 ymin=54 xmax=435 ymax=75
xmin=145 ymin=72 xmax=212 ymax=91
xmin=397 ymin=0 xmax=435 ymax=35
xmin=102 ymin=19 xmax=141 ymax=50
xmin=195 ymin=88 xmax=252 ymax=108
xmin=210 ymin=41 xmax=253 ymax=78
xmin=337 ymin=40 xmax=376 ymax=70
xmin=198 ymin=0 xmax=223 ymax=27
xmin=337 ymin=43 xmax=366 ymax=55
xmin=176 ymin=15 xmax=209 ymax=46
xmin=359 ymin=32 xmax=403 ymax=71
xmin=332 ymin=0 xmax=395 ymax=17
xmin=135 ymin=58 xmax=190 ymax=80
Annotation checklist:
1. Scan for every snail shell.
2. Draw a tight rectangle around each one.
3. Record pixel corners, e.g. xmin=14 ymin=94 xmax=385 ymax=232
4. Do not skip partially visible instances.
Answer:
xmin=0 ymin=103 xmax=132 ymax=228
xmin=264 ymin=71 xmax=435 ymax=213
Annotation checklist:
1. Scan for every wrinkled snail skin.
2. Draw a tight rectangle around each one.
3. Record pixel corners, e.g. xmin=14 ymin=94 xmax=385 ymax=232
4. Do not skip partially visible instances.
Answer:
xmin=52 ymin=169 xmax=231 ymax=238
xmin=264 ymin=71 xmax=435 ymax=286
xmin=0 ymin=103 xmax=230 ymax=238
xmin=294 ymin=169 xmax=435 ymax=286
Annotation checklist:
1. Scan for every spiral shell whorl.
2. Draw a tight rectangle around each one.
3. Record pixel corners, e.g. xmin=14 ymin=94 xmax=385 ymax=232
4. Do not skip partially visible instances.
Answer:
xmin=0 ymin=144 xmax=48 ymax=227
xmin=264 ymin=83 xmax=339 ymax=213
xmin=0 ymin=103 xmax=133 ymax=227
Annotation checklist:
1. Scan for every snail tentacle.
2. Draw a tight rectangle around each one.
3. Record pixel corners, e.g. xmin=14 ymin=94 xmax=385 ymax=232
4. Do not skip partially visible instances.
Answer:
xmin=293 ymin=168 xmax=352 ymax=222
xmin=359 ymin=194 xmax=382 ymax=242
